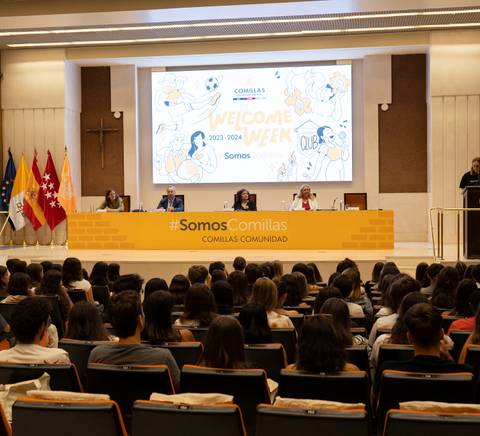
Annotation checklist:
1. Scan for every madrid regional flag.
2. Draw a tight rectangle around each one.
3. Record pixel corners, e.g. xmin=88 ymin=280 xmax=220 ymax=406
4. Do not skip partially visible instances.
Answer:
xmin=8 ymin=154 xmax=28 ymax=231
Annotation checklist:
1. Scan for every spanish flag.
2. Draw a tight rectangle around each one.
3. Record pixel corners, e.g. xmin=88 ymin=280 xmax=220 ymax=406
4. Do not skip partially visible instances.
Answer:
xmin=8 ymin=154 xmax=28 ymax=231
xmin=24 ymin=152 xmax=46 ymax=230
xmin=58 ymin=148 xmax=77 ymax=214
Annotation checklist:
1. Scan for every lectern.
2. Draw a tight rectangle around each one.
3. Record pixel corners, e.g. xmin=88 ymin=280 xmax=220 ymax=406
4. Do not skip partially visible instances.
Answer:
xmin=463 ymin=186 xmax=480 ymax=259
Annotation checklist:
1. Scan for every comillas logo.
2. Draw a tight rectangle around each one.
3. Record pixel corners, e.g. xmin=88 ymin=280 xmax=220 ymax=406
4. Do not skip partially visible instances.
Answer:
xmin=234 ymin=88 xmax=266 ymax=94
xmin=173 ymin=218 xmax=287 ymax=232
xmin=233 ymin=87 xmax=267 ymax=101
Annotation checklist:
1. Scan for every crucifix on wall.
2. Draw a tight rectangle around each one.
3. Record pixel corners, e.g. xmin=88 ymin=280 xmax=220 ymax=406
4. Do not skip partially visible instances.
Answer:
xmin=85 ymin=117 xmax=119 ymax=169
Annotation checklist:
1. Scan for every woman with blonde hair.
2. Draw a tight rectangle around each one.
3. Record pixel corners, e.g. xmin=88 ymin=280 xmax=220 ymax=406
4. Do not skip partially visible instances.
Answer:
xmin=250 ymin=277 xmax=294 ymax=329
xmin=290 ymin=184 xmax=318 ymax=211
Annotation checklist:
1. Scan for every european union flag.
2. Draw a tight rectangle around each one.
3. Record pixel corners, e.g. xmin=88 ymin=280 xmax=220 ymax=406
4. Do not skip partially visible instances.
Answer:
xmin=0 ymin=149 xmax=16 ymax=211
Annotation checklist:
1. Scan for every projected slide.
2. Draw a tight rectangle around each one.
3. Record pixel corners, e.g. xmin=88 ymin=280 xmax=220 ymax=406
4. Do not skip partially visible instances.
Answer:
xmin=152 ymin=64 xmax=352 ymax=184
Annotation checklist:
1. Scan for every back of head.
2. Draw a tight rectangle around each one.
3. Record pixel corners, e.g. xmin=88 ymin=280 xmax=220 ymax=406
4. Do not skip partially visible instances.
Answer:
xmin=273 ymin=260 xmax=284 ymax=279
xmin=211 ymin=269 xmax=227 ymax=284
xmin=260 ymin=262 xmax=274 ymax=279
xmin=336 ymin=258 xmax=358 ymax=274
xmin=342 ymin=267 xmax=361 ymax=298
xmin=143 ymin=290 xmax=176 ymax=343
xmin=107 ymin=263 xmax=121 ymax=282
xmin=319 ymin=297 xmax=352 ymax=345
xmin=26 ymin=263 xmax=43 ymax=284
xmin=471 ymin=291 xmax=480 ymax=343
xmin=390 ymin=292 xmax=429 ymax=343
xmin=404 ymin=303 xmax=442 ymax=349
xmin=251 ymin=277 xmax=278 ymax=311
xmin=327 ymin=272 xmax=340 ymax=286
xmin=297 ymin=315 xmax=347 ymax=373
xmin=387 ymin=275 xmax=421 ymax=313
xmin=455 ymin=261 xmax=467 ymax=281
xmin=7 ymin=272 xmax=31 ymax=296
xmin=238 ymin=303 xmax=272 ymax=344
xmin=233 ymin=256 xmax=246 ymax=272
xmin=40 ymin=260 xmax=53 ymax=274
xmin=307 ymin=262 xmax=322 ymax=282
xmin=277 ymin=274 xmax=302 ymax=306
xmin=227 ymin=270 xmax=248 ymax=306
xmin=415 ymin=262 xmax=429 ymax=284
xmin=11 ymin=297 xmax=51 ymax=343
xmin=291 ymin=272 xmax=309 ymax=301
xmin=426 ymin=263 xmax=444 ymax=284
xmin=144 ymin=278 xmax=169 ymax=301
xmin=183 ymin=284 xmax=217 ymax=326
xmin=6 ymin=258 xmax=20 ymax=274
xmin=208 ymin=261 xmax=225 ymax=275
xmin=169 ymin=274 xmax=190 ymax=305
xmin=472 ymin=264 xmax=480 ymax=283
xmin=371 ymin=262 xmax=385 ymax=283
xmin=113 ymin=274 xmax=144 ymax=294
xmin=36 ymin=269 xmax=62 ymax=295
xmin=379 ymin=262 xmax=400 ymax=284
xmin=431 ymin=266 xmax=459 ymax=308
xmin=203 ymin=316 xmax=245 ymax=369
xmin=292 ymin=263 xmax=315 ymax=285
xmin=210 ymin=280 xmax=234 ymax=314
xmin=188 ymin=265 xmax=208 ymax=284
xmin=62 ymin=257 xmax=83 ymax=286
xmin=10 ymin=259 xmax=27 ymax=274
xmin=109 ymin=291 xmax=142 ymax=338
xmin=332 ymin=275 xmax=353 ymax=300
xmin=244 ymin=263 xmax=263 ymax=285
xmin=89 ymin=261 xmax=109 ymax=286
xmin=65 ymin=301 xmax=109 ymax=341
xmin=313 ymin=286 xmax=343 ymax=314
xmin=453 ymin=279 xmax=478 ymax=317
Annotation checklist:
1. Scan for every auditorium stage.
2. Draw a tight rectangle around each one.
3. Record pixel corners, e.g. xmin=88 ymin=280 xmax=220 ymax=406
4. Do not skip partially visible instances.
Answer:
xmin=0 ymin=242 xmax=470 ymax=283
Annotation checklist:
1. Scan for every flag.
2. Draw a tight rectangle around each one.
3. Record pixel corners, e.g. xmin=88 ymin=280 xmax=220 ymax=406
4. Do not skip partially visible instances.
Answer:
xmin=58 ymin=148 xmax=77 ymax=214
xmin=8 ymin=154 xmax=28 ymax=231
xmin=24 ymin=152 xmax=46 ymax=230
xmin=38 ymin=150 xmax=66 ymax=230
xmin=0 ymin=149 xmax=16 ymax=211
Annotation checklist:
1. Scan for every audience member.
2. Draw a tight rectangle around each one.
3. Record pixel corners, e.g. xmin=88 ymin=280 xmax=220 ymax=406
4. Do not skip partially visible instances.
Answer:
xmin=444 ymin=279 xmax=478 ymax=318
xmin=65 ymin=301 xmax=110 ymax=341
xmin=244 ymin=263 xmax=264 ymax=294
xmin=365 ymin=261 xmax=384 ymax=293
xmin=144 ymin=278 xmax=169 ymax=302
xmin=260 ymin=262 xmax=275 ymax=279
xmin=292 ymin=263 xmax=318 ymax=292
xmin=0 ymin=266 xmax=9 ymax=299
xmin=227 ymin=270 xmax=249 ymax=306
xmin=6 ymin=258 xmax=20 ymax=274
xmin=26 ymin=263 xmax=43 ymax=289
xmin=272 ymin=260 xmax=284 ymax=280
xmin=210 ymin=269 xmax=227 ymax=284
xmin=448 ymin=289 xmax=480 ymax=333
xmin=62 ymin=257 xmax=94 ymax=303
xmin=313 ymin=286 xmax=343 ymax=314
xmin=431 ymin=266 xmax=459 ymax=309
xmin=169 ymin=274 xmax=190 ymax=306
xmin=208 ymin=261 xmax=226 ymax=276
xmin=327 ymin=272 xmax=341 ymax=286
xmin=188 ymin=265 xmax=209 ymax=285
xmin=342 ymin=267 xmax=373 ymax=319
xmin=291 ymin=271 xmax=309 ymax=301
xmin=459 ymin=298 xmax=480 ymax=363
xmin=420 ymin=263 xmax=444 ymax=296
xmin=211 ymin=280 xmax=234 ymax=315
xmin=2 ymin=272 xmax=31 ymax=303
xmin=89 ymin=261 xmax=110 ymax=287
xmin=112 ymin=274 xmax=144 ymax=294
xmin=238 ymin=303 xmax=273 ymax=344
xmin=415 ymin=262 xmax=429 ymax=287
xmin=107 ymin=263 xmax=121 ymax=284
xmin=336 ymin=258 xmax=358 ymax=274
xmin=40 ymin=260 xmax=53 ymax=273
xmin=233 ymin=256 xmax=247 ymax=272
xmin=35 ymin=269 xmax=73 ymax=321
xmin=332 ymin=275 xmax=364 ymax=318
xmin=9 ymin=259 xmax=27 ymax=274
xmin=307 ymin=262 xmax=323 ymax=284
xmin=455 ymin=261 xmax=467 ymax=281
xmin=472 ymin=264 xmax=480 ymax=287
xmin=277 ymin=274 xmax=306 ymax=308
xmin=175 ymin=284 xmax=217 ymax=327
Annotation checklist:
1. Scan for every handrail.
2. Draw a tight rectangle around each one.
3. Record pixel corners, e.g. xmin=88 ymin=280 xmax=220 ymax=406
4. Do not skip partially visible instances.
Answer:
xmin=429 ymin=207 xmax=480 ymax=261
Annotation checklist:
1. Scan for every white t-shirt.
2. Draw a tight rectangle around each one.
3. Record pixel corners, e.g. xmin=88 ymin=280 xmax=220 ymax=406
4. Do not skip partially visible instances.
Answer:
xmin=267 ymin=311 xmax=294 ymax=329
xmin=368 ymin=313 xmax=398 ymax=346
xmin=0 ymin=344 xmax=70 ymax=364
xmin=69 ymin=279 xmax=91 ymax=291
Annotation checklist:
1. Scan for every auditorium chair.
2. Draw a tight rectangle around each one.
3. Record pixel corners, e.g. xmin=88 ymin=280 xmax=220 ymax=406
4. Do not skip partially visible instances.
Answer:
xmin=346 ymin=345 xmax=370 ymax=373
xmin=174 ymin=326 xmax=209 ymax=344
xmin=12 ymin=397 xmax=127 ymax=436
xmin=156 ymin=342 xmax=203 ymax=368
xmin=278 ymin=370 xmax=371 ymax=414
xmin=92 ymin=285 xmax=110 ymax=308
xmin=244 ymin=343 xmax=287 ymax=381
xmin=351 ymin=327 xmax=368 ymax=338
xmin=180 ymin=365 xmax=270 ymax=435
xmin=0 ymin=404 xmax=10 ymax=436
xmin=442 ymin=315 xmax=462 ymax=333
xmin=67 ymin=289 xmax=88 ymax=304
xmin=255 ymin=404 xmax=370 ymax=436
xmin=449 ymin=330 xmax=472 ymax=361
xmin=284 ymin=306 xmax=312 ymax=316
xmin=464 ymin=345 xmax=480 ymax=380
xmin=376 ymin=370 xmax=475 ymax=427
xmin=374 ymin=328 xmax=392 ymax=340
xmin=287 ymin=314 xmax=304 ymax=332
xmin=0 ymin=363 xmax=82 ymax=392
xmin=132 ymin=401 xmax=246 ymax=436
xmin=86 ymin=364 xmax=174 ymax=429
xmin=271 ymin=329 xmax=297 ymax=364
xmin=377 ymin=344 xmax=415 ymax=370
xmin=351 ymin=317 xmax=368 ymax=330
xmin=384 ymin=408 xmax=480 ymax=436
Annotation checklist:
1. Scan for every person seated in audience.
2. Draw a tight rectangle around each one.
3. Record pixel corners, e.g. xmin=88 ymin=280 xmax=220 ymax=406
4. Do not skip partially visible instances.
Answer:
xmin=472 ymin=264 xmax=480 ymax=287
xmin=420 ymin=263 xmax=444 ymax=296
xmin=336 ymin=258 xmax=359 ymax=274
xmin=274 ymin=277 xmax=300 ymax=317
xmin=107 ymin=263 xmax=121 ymax=286
xmin=443 ymin=279 xmax=478 ymax=318
xmin=278 ymin=274 xmax=309 ymax=308
xmin=455 ymin=261 xmax=467 ymax=281
xmin=26 ymin=263 xmax=43 ymax=290
xmin=175 ymin=284 xmax=218 ymax=327
xmin=377 ymin=262 xmax=400 ymax=294
xmin=291 ymin=271 xmax=309 ymax=301
xmin=332 ymin=275 xmax=364 ymax=319
xmin=320 ymin=297 xmax=368 ymax=346
xmin=65 ymin=301 xmax=111 ymax=341
xmin=202 ymin=316 xmax=248 ymax=369
xmin=313 ymin=286 xmax=343 ymax=314
xmin=307 ymin=262 xmax=323 ymax=284
xmin=459 ymin=301 xmax=480 ymax=363
xmin=374 ymin=274 xmax=397 ymax=318
xmin=244 ymin=263 xmax=264 ymax=295
xmin=40 ymin=260 xmax=53 ymax=273
xmin=369 ymin=275 xmax=420 ymax=346
xmin=144 ymin=278 xmax=169 ymax=302
xmin=188 ymin=265 xmax=209 ymax=285
xmin=89 ymin=291 xmax=180 ymax=385
xmin=292 ymin=263 xmax=319 ymax=293
xmin=233 ymin=256 xmax=247 ymax=272
xmin=35 ymin=270 xmax=73 ymax=322
xmin=374 ymin=303 xmax=471 ymax=392
xmin=169 ymin=274 xmax=190 ymax=306
xmin=211 ymin=280 xmax=234 ymax=315
xmin=210 ymin=269 xmax=227 ymax=284
xmin=142 ymin=291 xmax=194 ymax=343
xmin=250 ymin=277 xmax=294 ymax=329
xmin=233 ymin=188 xmax=256 ymax=211
xmin=290 ymin=184 xmax=318 ymax=211
xmin=448 ymin=289 xmax=480 ymax=333
xmin=8 ymin=259 xmax=27 ymax=274
xmin=0 ymin=266 xmax=9 ymax=299
xmin=62 ymin=257 xmax=94 ymax=303
xmin=209 ymin=261 xmax=226 ymax=276
xmin=342 ymin=267 xmax=373 ymax=320
xmin=364 ymin=262 xmax=384 ymax=297
xmin=287 ymin=315 xmax=359 ymax=373
xmin=112 ymin=274 xmax=144 ymax=295
xmin=227 ymin=270 xmax=249 ymax=306
xmin=238 ymin=303 xmax=273 ymax=344
xmin=0 ymin=297 xmax=70 ymax=364
xmin=1 ymin=272 xmax=32 ymax=303
xmin=260 ymin=262 xmax=275 ymax=279
xmin=431 ymin=266 xmax=459 ymax=309
xmin=415 ymin=262 xmax=429 ymax=287
xmin=89 ymin=261 xmax=110 ymax=287
xmin=327 ymin=272 xmax=340 ymax=286
xmin=272 ymin=260 xmax=284 ymax=281
xmin=97 ymin=189 xmax=124 ymax=212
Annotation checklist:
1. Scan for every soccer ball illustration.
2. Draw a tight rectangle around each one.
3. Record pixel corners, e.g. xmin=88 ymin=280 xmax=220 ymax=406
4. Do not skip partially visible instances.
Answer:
xmin=205 ymin=76 xmax=219 ymax=92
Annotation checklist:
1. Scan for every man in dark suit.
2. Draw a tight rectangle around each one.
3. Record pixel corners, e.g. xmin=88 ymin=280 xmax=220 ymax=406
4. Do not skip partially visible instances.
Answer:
xmin=157 ymin=185 xmax=184 ymax=212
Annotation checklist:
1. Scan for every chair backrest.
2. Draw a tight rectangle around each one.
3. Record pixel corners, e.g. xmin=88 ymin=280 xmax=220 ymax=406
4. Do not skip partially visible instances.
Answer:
xmin=86 ymin=363 xmax=174 ymax=427
xmin=271 ymin=329 xmax=297 ymax=364
xmin=119 ymin=195 xmax=130 ymax=212
xmin=384 ymin=408 xmax=480 ymax=436
xmin=0 ymin=304 xmax=16 ymax=324
xmin=132 ymin=400 xmax=246 ymax=436
xmin=256 ymin=404 xmax=369 ymax=436
xmin=351 ymin=317 xmax=368 ymax=329
xmin=174 ymin=327 xmax=209 ymax=344
xmin=92 ymin=285 xmax=110 ymax=308
xmin=442 ymin=316 xmax=462 ymax=332
xmin=377 ymin=344 xmax=415 ymax=370
xmin=288 ymin=315 xmax=304 ymax=333
xmin=67 ymin=289 xmax=87 ymax=304
xmin=233 ymin=193 xmax=257 ymax=206
xmin=465 ymin=345 xmax=480 ymax=379
xmin=344 ymin=193 xmax=367 ymax=210
xmin=351 ymin=327 xmax=368 ymax=338
xmin=346 ymin=346 xmax=370 ymax=372
xmin=377 ymin=371 xmax=475 ymax=426
xmin=278 ymin=370 xmax=370 ymax=412
xmin=156 ymin=342 xmax=203 ymax=368
xmin=0 ymin=364 xmax=82 ymax=392
xmin=449 ymin=330 xmax=472 ymax=361
xmin=285 ymin=306 xmax=311 ymax=316
xmin=12 ymin=397 xmax=127 ymax=436
xmin=244 ymin=344 xmax=287 ymax=381
xmin=180 ymin=365 xmax=270 ymax=435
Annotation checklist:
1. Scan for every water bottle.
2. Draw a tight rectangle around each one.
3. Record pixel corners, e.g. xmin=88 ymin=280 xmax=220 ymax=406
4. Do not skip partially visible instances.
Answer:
xmin=223 ymin=200 xmax=229 ymax=210
xmin=339 ymin=200 xmax=344 ymax=211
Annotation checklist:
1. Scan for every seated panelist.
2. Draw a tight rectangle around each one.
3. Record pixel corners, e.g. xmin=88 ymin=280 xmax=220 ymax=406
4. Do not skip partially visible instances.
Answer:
xmin=233 ymin=188 xmax=256 ymax=211
xmin=459 ymin=156 xmax=480 ymax=189
xmin=97 ymin=189 xmax=124 ymax=212
xmin=157 ymin=185 xmax=184 ymax=212
xmin=290 ymin=184 xmax=318 ymax=211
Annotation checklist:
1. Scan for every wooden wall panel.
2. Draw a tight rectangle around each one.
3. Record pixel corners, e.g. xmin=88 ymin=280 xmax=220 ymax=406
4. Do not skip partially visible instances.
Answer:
xmin=467 ymin=96 xmax=480 ymax=163
xmin=80 ymin=66 xmax=124 ymax=196
xmin=379 ymin=54 xmax=427 ymax=193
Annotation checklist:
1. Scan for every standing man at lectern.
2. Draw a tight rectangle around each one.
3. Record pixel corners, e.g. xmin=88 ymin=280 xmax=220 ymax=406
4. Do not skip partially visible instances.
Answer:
xmin=157 ymin=185 xmax=184 ymax=212
xmin=459 ymin=157 xmax=480 ymax=189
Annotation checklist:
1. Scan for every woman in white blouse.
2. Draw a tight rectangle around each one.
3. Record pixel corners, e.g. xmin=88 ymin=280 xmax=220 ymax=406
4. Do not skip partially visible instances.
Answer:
xmin=290 ymin=184 xmax=318 ymax=211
